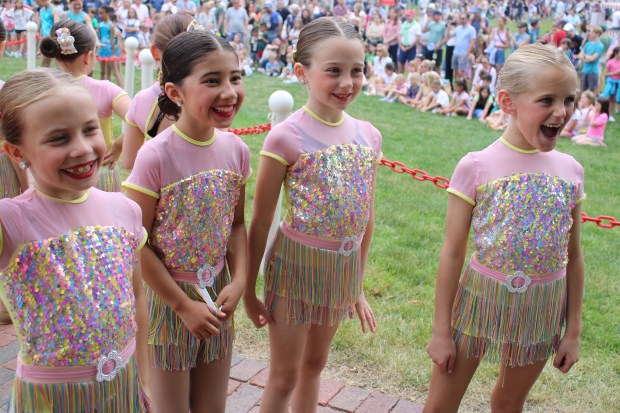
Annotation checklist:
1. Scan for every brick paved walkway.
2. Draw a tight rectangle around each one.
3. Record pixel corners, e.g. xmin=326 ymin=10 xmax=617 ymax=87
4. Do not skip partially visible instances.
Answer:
xmin=0 ymin=323 xmax=423 ymax=412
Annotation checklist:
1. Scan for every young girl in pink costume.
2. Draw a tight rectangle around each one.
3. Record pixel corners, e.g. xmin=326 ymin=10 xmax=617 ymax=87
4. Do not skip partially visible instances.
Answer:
xmin=244 ymin=17 xmax=381 ymax=413
xmin=424 ymin=44 xmax=585 ymax=413
xmin=0 ymin=69 xmax=149 ymax=412
xmin=40 ymin=19 xmax=131 ymax=192
xmin=572 ymin=97 xmax=609 ymax=146
xmin=123 ymin=29 xmax=250 ymax=412
xmin=122 ymin=12 xmax=194 ymax=170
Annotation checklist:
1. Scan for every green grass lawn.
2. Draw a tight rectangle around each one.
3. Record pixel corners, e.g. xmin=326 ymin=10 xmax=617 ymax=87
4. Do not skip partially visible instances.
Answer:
xmin=2 ymin=56 xmax=618 ymax=412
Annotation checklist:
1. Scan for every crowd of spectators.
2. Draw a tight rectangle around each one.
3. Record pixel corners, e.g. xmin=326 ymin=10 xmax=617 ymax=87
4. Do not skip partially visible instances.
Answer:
xmin=3 ymin=0 xmax=620 ymax=128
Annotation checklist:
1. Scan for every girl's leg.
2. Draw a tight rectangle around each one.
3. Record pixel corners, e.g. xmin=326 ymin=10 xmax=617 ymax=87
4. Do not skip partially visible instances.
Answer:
xmin=423 ymin=356 xmax=480 ymax=413
xmin=100 ymin=61 xmax=107 ymax=80
xmin=149 ymin=360 xmax=191 ymax=413
xmin=259 ymin=301 xmax=309 ymax=413
xmin=190 ymin=351 xmax=232 ymax=413
xmin=490 ymin=359 xmax=546 ymax=413
xmin=290 ymin=321 xmax=340 ymax=413
xmin=18 ymin=32 xmax=25 ymax=56
xmin=114 ymin=62 xmax=125 ymax=87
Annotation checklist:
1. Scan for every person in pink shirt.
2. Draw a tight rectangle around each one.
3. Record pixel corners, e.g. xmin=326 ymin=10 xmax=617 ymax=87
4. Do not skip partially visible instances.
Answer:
xmin=425 ymin=44 xmax=585 ymax=412
xmin=439 ymin=78 xmax=471 ymax=116
xmin=40 ymin=20 xmax=131 ymax=192
xmin=122 ymin=13 xmax=194 ymax=170
xmin=123 ymin=30 xmax=250 ymax=412
xmin=572 ymin=97 xmax=609 ymax=146
xmin=0 ymin=68 xmax=149 ymax=412
xmin=244 ymin=18 xmax=381 ymax=413
xmin=602 ymin=46 xmax=620 ymax=117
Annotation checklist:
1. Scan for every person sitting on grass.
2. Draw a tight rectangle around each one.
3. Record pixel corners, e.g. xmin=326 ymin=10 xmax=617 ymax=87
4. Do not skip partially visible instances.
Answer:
xmin=572 ymin=96 xmax=609 ymax=146
xmin=399 ymin=72 xmax=421 ymax=106
xmin=467 ymin=85 xmax=494 ymax=120
xmin=440 ymin=78 xmax=470 ymax=116
xmin=265 ymin=51 xmax=282 ymax=76
xmin=412 ymin=71 xmax=440 ymax=109
xmin=367 ymin=62 xmax=397 ymax=95
xmin=381 ymin=73 xmax=409 ymax=102
xmin=421 ymin=79 xmax=450 ymax=113
xmin=561 ymin=90 xmax=596 ymax=137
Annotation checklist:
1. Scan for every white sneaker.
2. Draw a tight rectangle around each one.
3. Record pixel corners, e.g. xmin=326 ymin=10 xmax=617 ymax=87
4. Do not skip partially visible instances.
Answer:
xmin=609 ymin=115 xmax=616 ymax=122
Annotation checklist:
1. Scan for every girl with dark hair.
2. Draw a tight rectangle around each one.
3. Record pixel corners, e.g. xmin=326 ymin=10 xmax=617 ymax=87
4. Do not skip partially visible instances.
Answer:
xmin=123 ymin=29 xmax=250 ymax=412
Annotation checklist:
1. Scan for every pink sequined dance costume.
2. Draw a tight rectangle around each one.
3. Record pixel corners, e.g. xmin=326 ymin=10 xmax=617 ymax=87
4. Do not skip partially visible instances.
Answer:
xmin=123 ymin=125 xmax=252 ymax=371
xmin=261 ymin=106 xmax=383 ymax=326
xmin=447 ymin=137 xmax=585 ymax=367
xmin=0 ymin=188 xmax=148 ymax=412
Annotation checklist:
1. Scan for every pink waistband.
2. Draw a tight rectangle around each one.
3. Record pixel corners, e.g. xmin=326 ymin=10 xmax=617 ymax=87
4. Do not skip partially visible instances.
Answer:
xmin=280 ymin=223 xmax=363 ymax=256
xmin=168 ymin=260 xmax=226 ymax=285
xmin=470 ymin=256 xmax=566 ymax=285
xmin=16 ymin=338 xmax=136 ymax=384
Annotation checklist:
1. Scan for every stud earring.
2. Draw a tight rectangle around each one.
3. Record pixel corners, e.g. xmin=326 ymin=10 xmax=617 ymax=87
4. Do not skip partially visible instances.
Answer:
xmin=19 ymin=160 xmax=29 ymax=170
xmin=176 ymin=101 xmax=182 ymax=107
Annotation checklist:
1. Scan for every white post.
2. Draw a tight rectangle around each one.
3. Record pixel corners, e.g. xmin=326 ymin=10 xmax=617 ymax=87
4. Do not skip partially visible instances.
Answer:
xmin=139 ymin=48 xmax=155 ymax=91
xmin=26 ymin=22 xmax=38 ymax=70
xmin=263 ymin=90 xmax=294 ymax=265
xmin=124 ymin=37 xmax=139 ymax=97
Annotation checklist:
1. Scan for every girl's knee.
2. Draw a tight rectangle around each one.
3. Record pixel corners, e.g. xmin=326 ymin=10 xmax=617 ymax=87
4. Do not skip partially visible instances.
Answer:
xmin=490 ymin=396 xmax=526 ymax=413
xmin=300 ymin=353 xmax=329 ymax=377
xmin=268 ymin=367 xmax=300 ymax=395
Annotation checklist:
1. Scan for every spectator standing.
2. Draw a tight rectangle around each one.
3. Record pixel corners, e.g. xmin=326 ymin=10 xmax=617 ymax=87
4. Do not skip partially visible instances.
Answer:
xmin=382 ymin=7 xmax=400 ymax=64
xmin=260 ymin=2 xmax=282 ymax=42
xmin=65 ymin=0 xmax=95 ymax=31
xmin=176 ymin=0 xmax=196 ymax=16
xmin=132 ymin=0 xmax=149 ymax=22
xmin=333 ymin=0 xmax=348 ymax=18
xmin=160 ymin=0 xmax=178 ymax=14
xmin=579 ymin=25 xmax=604 ymax=92
xmin=366 ymin=13 xmax=384 ymax=46
xmin=470 ymin=7 xmax=489 ymax=34
xmin=423 ymin=10 xmax=446 ymax=73
xmin=513 ymin=21 xmax=530 ymax=49
xmin=398 ymin=10 xmax=420 ymax=73
xmin=444 ymin=14 xmax=457 ymax=84
xmin=197 ymin=1 xmax=217 ymax=32
xmin=224 ymin=0 xmax=247 ymax=41
xmin=276 ymin=0 xmax=289 ymax=22
xmin=563 ymin=23 xmax=582 ymax=55
xmin=452 ymin=13 xmax=476 ymax=81
xmin=491 ymin=16 xmax=511 ymax=70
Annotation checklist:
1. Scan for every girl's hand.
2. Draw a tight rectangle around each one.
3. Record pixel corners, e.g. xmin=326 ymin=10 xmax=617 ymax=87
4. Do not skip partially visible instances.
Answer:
xmin=355 ymin=293 xmax=376 ymax=333
xmin=214 ymin=280 xmax=244 ymax=320
xmin=426 ymin=333 xmax=457 ymax=374
xmin=176 ymin=299 xmax=221 ymax=340
xmin=103 ymin=137 xmax=123 ymax=166
xmin=243 ymin=293 xmax=273 ymax=328
xmin=553 ymin=335 xmax=580 ymax=373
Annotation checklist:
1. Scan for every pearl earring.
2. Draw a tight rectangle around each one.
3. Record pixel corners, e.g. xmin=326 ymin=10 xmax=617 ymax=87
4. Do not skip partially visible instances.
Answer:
xmin=19 ymin=160 xmax=29 ymax=170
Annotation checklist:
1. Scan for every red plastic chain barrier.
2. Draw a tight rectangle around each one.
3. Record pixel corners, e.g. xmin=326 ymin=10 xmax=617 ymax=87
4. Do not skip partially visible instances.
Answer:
xmin=379 ymin=157 xmax=450 ymax=189
xmin=380 ymin=156 xmax=618 ymax=229
xmin=580 ymin=212 xmax=620 ymax=229
xmin=228 ymin=123 xmax=271 ymax=135
xmin=5 ymin=34 xmax=42 ymax=47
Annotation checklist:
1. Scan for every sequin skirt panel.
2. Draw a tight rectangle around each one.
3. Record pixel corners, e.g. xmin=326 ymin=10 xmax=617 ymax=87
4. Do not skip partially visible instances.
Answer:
xmin=451 ymin=263 xmax=566 ymax=367
xmin=9 ymin=356 xmax=148 ymax=413
xmin=263 ymin=229 xmax=362 ymax=326
xmin=146 ymin=267 xmax=233 ymax=371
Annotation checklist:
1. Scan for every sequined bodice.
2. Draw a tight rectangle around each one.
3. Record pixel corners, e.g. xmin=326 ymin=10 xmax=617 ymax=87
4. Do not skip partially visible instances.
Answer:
xmin=151 ymin=170 xmax=243 ymax=271
xmin=473 ymin=173 xmax=577 ymax=273
xmin=0 ymin=226 xmax=138 ymax=366
xmin=283 ymin=144 xmax=377 ymax=240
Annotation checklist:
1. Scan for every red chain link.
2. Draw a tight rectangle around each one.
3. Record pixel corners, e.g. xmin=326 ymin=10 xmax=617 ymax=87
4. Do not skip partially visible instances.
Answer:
xmin=228 ymin=123 xmax=271 ymax=135
xmin=379 ymin=158 xmax=450 ymax=189
xmin=580 ymin=212 xmax=620 ymax=229
xmin=380 ymin=156 xmax=617 ymax=229
xmin=5 ymin=34 xmax=42 ymax=47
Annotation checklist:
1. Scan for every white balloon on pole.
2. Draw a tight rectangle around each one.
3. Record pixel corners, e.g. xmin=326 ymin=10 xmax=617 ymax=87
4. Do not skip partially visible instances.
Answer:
xmin=124 ymin=37 xmax=139 ymax=98
xmin=26 ymin=22 xmax=38 ymax=70
xmin=139 ymin=48 xmax=155 ymax=91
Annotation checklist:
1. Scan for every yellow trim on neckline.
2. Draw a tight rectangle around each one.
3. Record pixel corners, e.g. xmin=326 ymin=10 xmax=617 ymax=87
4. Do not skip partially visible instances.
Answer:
xmin=172 ymin=124 xmax=216 ymax=146
xmin=303 ymin=105 xmax=345 ymax=126
xmin=499 ymin=136 xmax=540 ymax=154
xmin=35 ymin=188 xmax=90 ymax=203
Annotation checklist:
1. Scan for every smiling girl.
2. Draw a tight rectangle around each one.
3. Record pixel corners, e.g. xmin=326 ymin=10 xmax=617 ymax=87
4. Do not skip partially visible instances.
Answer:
xmin=244 ymin=17 xmax=382 ymax=413
xmin=0 ymin=69 xmax=149 ymax=412
xmin=424 ymin=43 xmax=585 ymax=413
xmin=123 ymin=29 xmax=250 ymax=412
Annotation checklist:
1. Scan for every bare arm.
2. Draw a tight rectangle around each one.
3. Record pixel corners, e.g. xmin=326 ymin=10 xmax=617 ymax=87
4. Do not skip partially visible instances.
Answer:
xmin=121 ymin=123 xmax=146 ymax=170
xmin=553 ymin=205 xmax=584 ymax=373
xmin=243 ymin=156 xmax=287 ymax=327
xmin=426 ymin=194 xmax=473 ymax=374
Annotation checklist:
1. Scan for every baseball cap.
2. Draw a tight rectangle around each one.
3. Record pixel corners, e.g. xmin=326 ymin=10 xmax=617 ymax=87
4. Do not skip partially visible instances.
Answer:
xmin=432 ymin=10 xmax=442 ymax=16
xmin=563 ymin=23 xmax=574 ymax=32
xmin=406 ymin=9 xmax=415 ymax=16
xmin=427 ymin=3 xmax=436 ymax=9
xmin=264 ymin=2 xmax=272 ymax=8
